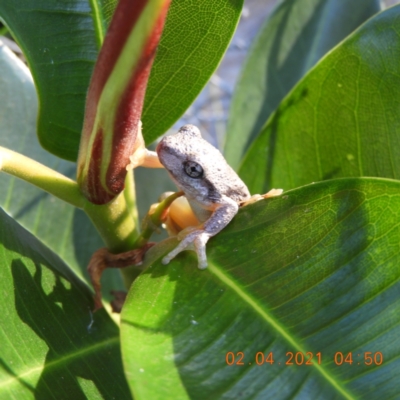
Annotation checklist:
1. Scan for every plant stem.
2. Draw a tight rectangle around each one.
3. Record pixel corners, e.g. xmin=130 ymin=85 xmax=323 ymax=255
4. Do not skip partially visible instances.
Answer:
xmin=124 ymin=169 xmax=138 ymax=228
xmin=0 ymin=145 xmax=142 ymax=287
xmin=83 ymin=172 xmax=141 ymax=289
xmin=0 ymin=146 xmax=84 ymax=208
xmin=83 ymin=188 xmax=139 ymax=254
xmin=135 ymin=190 xmax=183 ymax=248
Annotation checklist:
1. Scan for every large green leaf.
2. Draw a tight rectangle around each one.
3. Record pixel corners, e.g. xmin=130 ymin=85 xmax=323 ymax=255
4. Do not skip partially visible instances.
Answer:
xmin=239 ymin=4 xmax=400 ymax=194
xmin=225 ymin=0 xmax=381 ymax=169
xmin=0 ymin=207 xmax=130 ymax=398
xmin=0 ymin=0 xmax=242 ymax=160
xmin=121 ymin=178 xmax=400 ymax=399
xmin=0 ymin=40 xmax=124 ymax=300
xmin=141 ymin=0 xmax=243 ymax=144
xmin=0 ymin=0 xmax=117 ymax=161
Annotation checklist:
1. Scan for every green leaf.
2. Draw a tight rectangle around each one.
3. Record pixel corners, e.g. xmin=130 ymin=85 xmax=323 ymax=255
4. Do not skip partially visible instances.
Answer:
xmin=0 ymin=0 xmax=242 ymax=160
xmin=141 ymin=0 xmax=244 ymax=145
xmin=239 ymin=4 xmax=400 ymax=194
xmin=0 ymin=40 xmax=124 ymax=300
xmin=0 ymin=0 xmax=117 ymax=161
xmin=225 ymin=0 xmax=381 ymax=169
xmin=121 ymin=178 xmax=400 ymax=399
xmin=0 ymin=207 xmax=131 ymax=398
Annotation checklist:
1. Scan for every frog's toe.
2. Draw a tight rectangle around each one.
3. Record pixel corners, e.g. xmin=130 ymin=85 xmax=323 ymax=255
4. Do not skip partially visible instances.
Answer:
xmin=161 ymin=233 xmax=194 ymax=264
xmin=162 ymin=230 xmax=211 ymax=269
xmin=193 ymin=233 xmax=209 ymax=269
xmin=161 ymin=254 xmax=172 ymax=265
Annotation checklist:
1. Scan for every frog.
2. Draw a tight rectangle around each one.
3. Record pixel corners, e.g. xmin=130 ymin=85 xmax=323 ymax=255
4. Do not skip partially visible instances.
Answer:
xmin=88 ymin=124 xmax=281 ymax=310
xmin=156 ymin=124 xmax=282 ymax=269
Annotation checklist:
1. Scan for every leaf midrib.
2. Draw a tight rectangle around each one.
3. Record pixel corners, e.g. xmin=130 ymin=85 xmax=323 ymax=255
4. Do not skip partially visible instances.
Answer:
xmin=0 ymin=336 xmax=119 ymax=388
xmin=208 ymin=262 xmax=355 ymax=400
xmin=88 ymin=0 xmax=105 ymax=49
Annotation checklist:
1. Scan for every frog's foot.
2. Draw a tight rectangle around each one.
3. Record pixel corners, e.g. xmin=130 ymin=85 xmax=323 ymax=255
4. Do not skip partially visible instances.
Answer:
xmin=87 ymin=243 xmax=154 ymax=311
xmin=110 ymin=290 xmax=128 ymax=313
xmin=240 ymin=188 xmax=283 ymax=207
xmin=162 ymin=229 xmax=211 ymax=270
xmin=263 ymin=188 xmax=284 ymax=198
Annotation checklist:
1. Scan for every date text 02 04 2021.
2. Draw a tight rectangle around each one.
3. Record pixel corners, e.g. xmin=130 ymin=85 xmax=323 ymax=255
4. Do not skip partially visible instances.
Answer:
xmin=225 ymin=351 xmax=383 ymax=366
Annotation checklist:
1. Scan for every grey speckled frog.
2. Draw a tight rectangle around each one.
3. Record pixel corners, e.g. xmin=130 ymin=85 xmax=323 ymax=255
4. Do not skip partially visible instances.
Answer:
xmin=88 ymin=124 xmax=282 ymax=310
xmin=156 ymin=125 xmax=282 ymax=269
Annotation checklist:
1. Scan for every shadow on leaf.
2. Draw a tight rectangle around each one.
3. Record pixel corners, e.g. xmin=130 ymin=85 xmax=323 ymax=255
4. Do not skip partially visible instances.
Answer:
xmin=6 ymin=258 xmax=130 ymax=399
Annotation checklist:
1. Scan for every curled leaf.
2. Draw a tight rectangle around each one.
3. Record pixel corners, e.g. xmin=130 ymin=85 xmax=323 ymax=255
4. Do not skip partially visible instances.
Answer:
xmin=77 ymin=0 xmax=171 ymax=204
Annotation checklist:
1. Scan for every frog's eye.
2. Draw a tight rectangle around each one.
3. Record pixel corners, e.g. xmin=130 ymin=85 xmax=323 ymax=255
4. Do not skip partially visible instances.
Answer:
xmin=183 ymin=161 xmax=203 ymax=178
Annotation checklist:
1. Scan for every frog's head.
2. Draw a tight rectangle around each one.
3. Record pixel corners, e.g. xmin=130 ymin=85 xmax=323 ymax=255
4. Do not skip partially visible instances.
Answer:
xmin=157 ymin=125 xmax=206 ymax=179
xmin=156 ymin=125 xmax=226 ymax=202
xmin=157 ymin=124 xmax=250 ymax=205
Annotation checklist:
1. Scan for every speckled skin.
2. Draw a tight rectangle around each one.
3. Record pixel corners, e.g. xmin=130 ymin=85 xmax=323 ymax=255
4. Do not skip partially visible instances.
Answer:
xmin=156 ymin=125 xmax=251 ymax=269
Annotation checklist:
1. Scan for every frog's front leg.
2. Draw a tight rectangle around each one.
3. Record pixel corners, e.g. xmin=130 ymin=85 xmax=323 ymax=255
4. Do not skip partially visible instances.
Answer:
xmin=162 ymin=196 xmax=238 ymax=269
